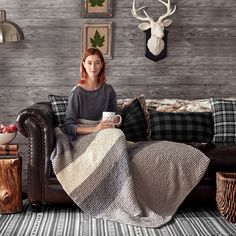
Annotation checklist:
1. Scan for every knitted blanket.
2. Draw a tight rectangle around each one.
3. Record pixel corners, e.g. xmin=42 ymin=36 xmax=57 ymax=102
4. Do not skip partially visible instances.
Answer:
xmin=51 ymin=127 xmax=210 ymax=228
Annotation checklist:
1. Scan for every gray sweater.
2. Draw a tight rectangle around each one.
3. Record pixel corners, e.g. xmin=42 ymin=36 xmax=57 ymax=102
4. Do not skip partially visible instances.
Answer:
xmin=64 ymin=83 xmax=118 ymax=137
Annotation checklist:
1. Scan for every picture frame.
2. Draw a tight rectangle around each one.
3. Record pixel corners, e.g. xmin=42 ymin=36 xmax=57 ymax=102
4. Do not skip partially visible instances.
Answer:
xmin=82 ymin=23 xmax=112 ymax=59
xmin=81 ymin=0 xmax=112 ymax=18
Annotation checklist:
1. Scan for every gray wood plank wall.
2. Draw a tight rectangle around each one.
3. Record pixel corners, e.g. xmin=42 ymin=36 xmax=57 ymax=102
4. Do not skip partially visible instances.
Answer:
xmin=0 ymin=0 xmax=236 ymax=150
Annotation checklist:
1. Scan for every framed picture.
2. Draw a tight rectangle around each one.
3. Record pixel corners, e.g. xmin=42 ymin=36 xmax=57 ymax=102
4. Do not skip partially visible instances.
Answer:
xmin=81 ymin=0 xmax=112 ymax=18
xmin=82 ymin=23 xmax=112 ymax=59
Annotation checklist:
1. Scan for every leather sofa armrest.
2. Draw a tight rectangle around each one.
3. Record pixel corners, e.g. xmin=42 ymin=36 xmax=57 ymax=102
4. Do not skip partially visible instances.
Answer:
xmin=16 ymin=102 xmax=55 ymax=154
xmin=16 ymin=102 xmax=55 ymax=204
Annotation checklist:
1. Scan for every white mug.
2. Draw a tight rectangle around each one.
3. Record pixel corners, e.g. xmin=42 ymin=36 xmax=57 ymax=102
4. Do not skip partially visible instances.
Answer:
xmin=102 ymin=112 xmax=122 ymax=126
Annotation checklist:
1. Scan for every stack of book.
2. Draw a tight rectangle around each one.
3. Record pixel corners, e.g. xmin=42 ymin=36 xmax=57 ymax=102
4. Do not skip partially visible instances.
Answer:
xmin=0 ymin=144 xmax=19 ymax=159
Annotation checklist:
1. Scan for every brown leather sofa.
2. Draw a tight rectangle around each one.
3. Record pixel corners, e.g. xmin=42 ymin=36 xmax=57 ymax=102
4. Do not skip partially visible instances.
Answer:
xmin=16 ymin=102 xmax=236 ymax=211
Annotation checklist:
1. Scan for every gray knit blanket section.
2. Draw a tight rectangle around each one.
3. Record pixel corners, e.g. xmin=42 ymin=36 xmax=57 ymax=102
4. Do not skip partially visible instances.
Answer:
xmin=51 ymin=127 xmax=210 ymax=228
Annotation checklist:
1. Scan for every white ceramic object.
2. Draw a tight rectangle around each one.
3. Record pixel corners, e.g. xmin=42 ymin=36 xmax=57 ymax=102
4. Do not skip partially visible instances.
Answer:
xmin=102 ymin=112 xmax=122 ymax=126
xmin=0 ymin=132 xmax=17 ymax=145
xmin=131 ymin=0 xmax=176 ymax=56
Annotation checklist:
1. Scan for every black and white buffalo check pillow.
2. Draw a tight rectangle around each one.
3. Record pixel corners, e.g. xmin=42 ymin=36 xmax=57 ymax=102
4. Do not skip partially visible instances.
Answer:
xmin=149 ymin=110 xmax=213 ymax=143
xmin=210 ymin=97 xmax=236 ymax=143
xmin=48 ymin=95 xmax=68 ymax=127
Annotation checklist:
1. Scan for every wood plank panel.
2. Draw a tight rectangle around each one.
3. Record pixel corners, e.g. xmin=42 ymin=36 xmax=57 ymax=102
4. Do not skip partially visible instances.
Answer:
xmin=2 ymin=0 xmax=236 ymax=8
xmin=0 ymin=36 xmax=235 ymax=50
xmin=1 ymin=84 xmax=236 ymax=109
xmin=0 ymin=55 xmax=236 ymax=68
xmin=1 ymin=71 xmax=236 ymax=101
xmin=0 ymin=65 xmax=235 ymax=89
xmin=115 ymin=0 xmax=236 ymax=8
xmin=0 ymin=27 xmax=234 ymax=46
xmin=0 ymin=44 xmax=236 ymax=59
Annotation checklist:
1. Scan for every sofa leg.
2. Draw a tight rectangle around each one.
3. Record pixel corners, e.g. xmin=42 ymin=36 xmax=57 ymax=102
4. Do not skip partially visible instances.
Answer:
xmin=31 ymin=202 xmax=42 ymax=212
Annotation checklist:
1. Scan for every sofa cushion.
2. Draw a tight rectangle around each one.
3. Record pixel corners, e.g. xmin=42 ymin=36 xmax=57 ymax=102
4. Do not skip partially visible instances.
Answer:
xmin=48 ymin=95 xmax=68 ymax=128
xmin=201 ymin=143 xmax=236 ymax=175
xmin=145 ymin=98 xmax=212 ymax=112
xmin=117 ymin=98 xmax=212 ymax=113
xmin=149 ymin=110 xmax=213 ymax=143
xmin=120 ymin=97 xmax=149 ymax=142
xmin=210 ymin=97 xmax=236 ymax=143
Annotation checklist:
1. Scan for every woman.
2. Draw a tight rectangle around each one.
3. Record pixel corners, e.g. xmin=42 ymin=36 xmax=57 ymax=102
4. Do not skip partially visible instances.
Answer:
xmin=54 ymin=51 xmax=210 ymax=229
xmin=64 ymin=48 xmax=118 ymax=138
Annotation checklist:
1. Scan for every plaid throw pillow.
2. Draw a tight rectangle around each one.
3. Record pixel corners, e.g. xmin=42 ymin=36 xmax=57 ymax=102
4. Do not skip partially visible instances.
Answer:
xmin=149 ymin=110 xmax=213 ymax=143
xmin=210 ymin=97 xmax=236 ymax=143
xmin=120 ymin=98 xmax=148 ymax=142
xmin=48 ymin=95 xmax=68 ymax=127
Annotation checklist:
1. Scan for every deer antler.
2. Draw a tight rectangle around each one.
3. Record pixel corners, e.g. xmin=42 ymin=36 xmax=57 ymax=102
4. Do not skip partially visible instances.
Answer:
xmin=158 ymin=0 xmax=176 ymax=22
xmin=131 ymin=0 xmax=153 ymax=23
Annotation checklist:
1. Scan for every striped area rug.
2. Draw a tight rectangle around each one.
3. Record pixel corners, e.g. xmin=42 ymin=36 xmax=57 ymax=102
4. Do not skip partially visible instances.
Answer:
xmin=0 ymin=201 xmax=235 ymax=236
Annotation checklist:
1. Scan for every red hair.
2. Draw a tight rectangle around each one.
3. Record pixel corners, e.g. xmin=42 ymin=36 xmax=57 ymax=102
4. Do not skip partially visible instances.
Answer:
xmin=79 ymin=48 xmax=106 ymax=85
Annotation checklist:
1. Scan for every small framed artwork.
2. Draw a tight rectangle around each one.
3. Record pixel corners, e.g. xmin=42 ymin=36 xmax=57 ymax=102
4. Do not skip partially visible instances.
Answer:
xmin=82 ymin=23 xmax=112 ymax=59
xmin=81 ymin=0 xmax=112 ymax=18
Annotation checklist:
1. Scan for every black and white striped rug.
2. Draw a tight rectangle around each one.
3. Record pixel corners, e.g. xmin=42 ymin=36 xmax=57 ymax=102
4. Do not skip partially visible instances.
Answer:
xmin=0 ymin=202 xmax=235 ymax=236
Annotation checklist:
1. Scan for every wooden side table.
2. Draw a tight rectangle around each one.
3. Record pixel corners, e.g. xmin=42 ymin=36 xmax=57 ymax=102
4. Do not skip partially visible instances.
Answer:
xmin=0 ymin=156 xmax=23 ymax=214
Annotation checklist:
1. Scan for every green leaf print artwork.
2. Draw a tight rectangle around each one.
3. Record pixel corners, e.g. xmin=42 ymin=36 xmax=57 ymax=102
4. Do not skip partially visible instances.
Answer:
xmin=90 ymin=30 xmax=105 ymax=48
xmin=89 ymin=0 xmax=105 ymax=7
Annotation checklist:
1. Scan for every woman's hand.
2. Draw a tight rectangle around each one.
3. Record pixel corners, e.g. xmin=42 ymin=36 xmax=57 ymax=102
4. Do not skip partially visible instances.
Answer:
xmin=93 ymin=120 xmax=114 ymax=132
xmin=76 ymin=120 xmax=114 ymax=135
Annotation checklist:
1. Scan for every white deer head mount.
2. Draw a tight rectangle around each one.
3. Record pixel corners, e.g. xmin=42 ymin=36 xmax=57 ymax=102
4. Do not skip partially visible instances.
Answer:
xmin=131 ymin=0 xmax=176 ymax=60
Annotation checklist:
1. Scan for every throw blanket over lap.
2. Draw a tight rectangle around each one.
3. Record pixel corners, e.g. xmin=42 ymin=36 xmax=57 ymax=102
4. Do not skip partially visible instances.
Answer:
xmin=51 ymin=127 xmax=209 ymax=228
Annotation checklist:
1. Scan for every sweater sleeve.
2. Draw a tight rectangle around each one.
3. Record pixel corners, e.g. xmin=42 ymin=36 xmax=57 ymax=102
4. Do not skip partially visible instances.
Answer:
xmin=64 ymin=90 xmax=79 ymax=138
xmin=108 ymin=86 xmax=118 ymax=113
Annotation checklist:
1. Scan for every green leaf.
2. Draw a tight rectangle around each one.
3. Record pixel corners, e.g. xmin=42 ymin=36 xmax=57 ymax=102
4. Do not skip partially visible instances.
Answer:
xmin=89 ymin=0 xmax=105 ymax=7
xmin=90 ymin=30 xmax=105 ymax=48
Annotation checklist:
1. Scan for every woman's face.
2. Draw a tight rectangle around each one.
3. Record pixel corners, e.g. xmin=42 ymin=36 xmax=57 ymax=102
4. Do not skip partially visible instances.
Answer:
xmin=83 ymin=54 xmax=103 ymax=79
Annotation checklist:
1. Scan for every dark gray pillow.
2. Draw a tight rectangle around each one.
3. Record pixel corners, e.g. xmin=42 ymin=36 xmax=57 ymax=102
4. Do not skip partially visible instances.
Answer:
xmin=210 ymin=97 xmax=236 ymax=143
xmin=149 ymin=110 xmax=213 ymax=143
xmin=48 ymin=95 xmax=68 ymax=127
xmin=121 ymin=98 xmax=148 ymax=142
